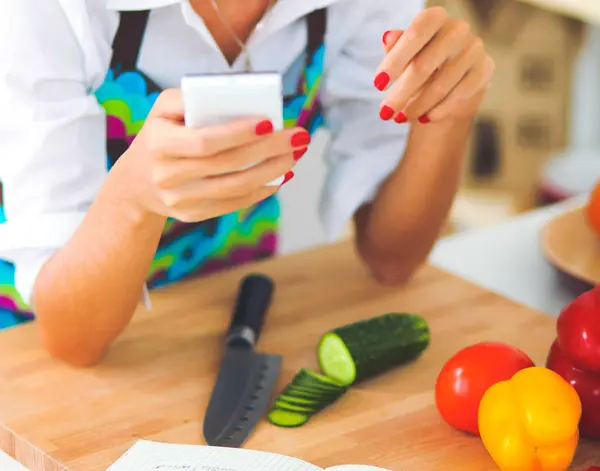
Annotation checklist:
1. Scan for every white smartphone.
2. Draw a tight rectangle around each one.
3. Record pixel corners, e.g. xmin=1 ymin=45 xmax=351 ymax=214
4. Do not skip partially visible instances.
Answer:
xmin=181 ymin=72 xmax=284 ymax=186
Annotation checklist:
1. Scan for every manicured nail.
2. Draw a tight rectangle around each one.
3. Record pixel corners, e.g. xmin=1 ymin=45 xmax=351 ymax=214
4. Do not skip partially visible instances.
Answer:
xmin=418 ymin=115 xmax=431 ymax=124
xmin=382 ymin=30 xmax=392 ymax=44
xmin=291 ymin=131 xmax=310 ymax=147
xmin=380 ymin=105 xmax=395 ymax=121
xmin=293 ymin=148 xmax=307 ymax=161
xmin=255 ymin=120 xmax=273 ymax=135
xmin=394 ymin=112 xmax=408 ymax=123
xmin=282 ymin=171 xmax=294 ymax=185
xmin=374 ymin=72 xmax=390 ymax=91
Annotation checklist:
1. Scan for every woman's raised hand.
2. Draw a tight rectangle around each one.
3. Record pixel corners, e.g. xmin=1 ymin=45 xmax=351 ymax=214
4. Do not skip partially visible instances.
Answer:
xmin=374 ymin=7 xmax=494 ymax=124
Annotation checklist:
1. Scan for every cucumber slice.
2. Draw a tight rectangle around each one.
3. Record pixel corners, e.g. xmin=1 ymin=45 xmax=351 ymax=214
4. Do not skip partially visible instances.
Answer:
xmin=273 ymin=400 xmax=318 ymax=413
xmin=300 ymin=369 xmax=346 ymax=388
xmin=291 ymin=369 xmax=347 ymax=392
xmin=268 ymin=409 xmax=309 ymax=427
xmin=283 ymin=386 xmax=340 ymax=401
xmin=291 ymin=377 xmax=343 ymax=393
xmin=317 ymin=313 xmax=430 ymax=386
xmin=278 ymin=394 xmax=322 ymax=407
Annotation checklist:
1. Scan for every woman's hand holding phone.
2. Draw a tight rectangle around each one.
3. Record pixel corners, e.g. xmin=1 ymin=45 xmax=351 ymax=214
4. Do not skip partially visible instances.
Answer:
xmin=117 ymin=88 xmax=309 ymax=223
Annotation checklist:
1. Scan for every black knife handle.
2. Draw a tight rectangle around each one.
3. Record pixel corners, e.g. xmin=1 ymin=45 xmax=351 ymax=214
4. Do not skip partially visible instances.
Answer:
xmin=226 ymin=273 xmax=274 ymax=347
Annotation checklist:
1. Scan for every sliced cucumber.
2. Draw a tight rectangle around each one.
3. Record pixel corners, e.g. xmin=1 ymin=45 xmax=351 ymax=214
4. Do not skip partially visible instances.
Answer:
xmin=267 ymin=409 xmax=309 ymax=427
xmin=317 ymin=313 xmax=430 ymax=386
xmin=267 ymin=368 xmax=347 ymax=428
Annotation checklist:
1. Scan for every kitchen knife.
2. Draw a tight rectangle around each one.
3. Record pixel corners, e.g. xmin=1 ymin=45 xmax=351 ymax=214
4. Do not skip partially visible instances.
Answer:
xmin=203 ymin=273 xmax=282 ymax=447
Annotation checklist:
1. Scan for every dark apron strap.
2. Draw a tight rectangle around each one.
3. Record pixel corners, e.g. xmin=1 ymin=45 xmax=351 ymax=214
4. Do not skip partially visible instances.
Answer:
xmin=297 ymin=8 xmax=327 ymax=132
xmin=110 ymin=10 xmax=151 ymax=70
xmin=306 ymin=8 xmax=327 ymax=67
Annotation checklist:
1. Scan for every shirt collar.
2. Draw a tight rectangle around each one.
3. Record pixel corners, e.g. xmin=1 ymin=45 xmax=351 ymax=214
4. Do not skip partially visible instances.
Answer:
xmin=106 ymin=0 xmax=343 ymax=13
xmin=106 ymin=0 xmax=345 ymax=45
xmin=106 ymin=0 xmax=179 ymax=10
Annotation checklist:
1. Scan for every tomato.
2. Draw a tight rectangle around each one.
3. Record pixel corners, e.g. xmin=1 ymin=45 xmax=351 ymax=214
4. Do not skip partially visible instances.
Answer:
xmin=556 ymin=286 xmax=600 ymax=373
xmin=435 ymin=342 xmax=534 ymax=435
xmin=586 ymin=180 xmax=600 ymax=236
xmin=546 ymin=338 xmax=600 ymax=439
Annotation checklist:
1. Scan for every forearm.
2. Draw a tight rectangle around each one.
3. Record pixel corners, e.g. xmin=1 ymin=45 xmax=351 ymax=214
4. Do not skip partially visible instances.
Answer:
xmin=32 ymin=162 xmax=166 ymax=366
xmin=355 ymin=118 xmax=472 ymax=283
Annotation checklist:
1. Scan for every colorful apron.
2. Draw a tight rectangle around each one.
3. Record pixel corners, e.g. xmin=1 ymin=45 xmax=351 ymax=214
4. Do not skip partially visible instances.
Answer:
xmin=0 ymin=7 xmax=327 ymax=328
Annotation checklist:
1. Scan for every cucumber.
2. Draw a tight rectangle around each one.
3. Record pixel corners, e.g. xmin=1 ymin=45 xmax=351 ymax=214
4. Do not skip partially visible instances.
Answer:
xmin=317 ymin=313 xmax=430 ymax=386
xmin=267 ymin=409 xmax=309 ymax=427
xmin=268 ymin=313 xmax=430 ymax=429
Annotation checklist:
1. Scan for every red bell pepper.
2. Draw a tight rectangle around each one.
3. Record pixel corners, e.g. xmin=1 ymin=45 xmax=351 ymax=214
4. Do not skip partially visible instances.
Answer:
xmin=546 ymin=286 xmax=600 ymax=439
xmin=546 ymin=339 xmax=600 ymax=439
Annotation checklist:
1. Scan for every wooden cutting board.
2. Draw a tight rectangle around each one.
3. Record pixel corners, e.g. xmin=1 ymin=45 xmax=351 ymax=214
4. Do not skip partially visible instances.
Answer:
xmin=0 ymin=242 xmax=597 ymax=471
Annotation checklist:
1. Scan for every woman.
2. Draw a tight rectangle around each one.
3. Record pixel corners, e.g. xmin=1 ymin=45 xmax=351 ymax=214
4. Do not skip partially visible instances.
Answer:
xmin=0 ymin=0 xmax=493 ymax=365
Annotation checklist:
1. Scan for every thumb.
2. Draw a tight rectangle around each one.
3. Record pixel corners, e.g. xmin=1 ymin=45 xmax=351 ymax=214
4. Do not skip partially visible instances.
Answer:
xmin=149 ymin=88 xmax=185 ymax=122
xmin=382 ymin=29 xmax=404 ymax=53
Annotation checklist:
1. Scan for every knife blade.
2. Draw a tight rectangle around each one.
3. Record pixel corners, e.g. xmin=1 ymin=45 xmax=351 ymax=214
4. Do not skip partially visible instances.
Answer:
xmin=203 ymin=273 xmax=281 ymax=448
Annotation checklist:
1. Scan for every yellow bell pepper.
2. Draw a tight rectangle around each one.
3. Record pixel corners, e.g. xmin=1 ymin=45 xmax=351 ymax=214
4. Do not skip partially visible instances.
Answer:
xmin=478 ymin=366 xmax=581 ymax=471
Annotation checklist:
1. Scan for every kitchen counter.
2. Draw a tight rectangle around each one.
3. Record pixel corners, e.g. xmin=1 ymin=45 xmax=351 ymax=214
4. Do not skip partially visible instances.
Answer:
xmin=0 ymin=241 xmax=597 ymax=471
xmin=430 ymin=196 xmax=587 ymax=317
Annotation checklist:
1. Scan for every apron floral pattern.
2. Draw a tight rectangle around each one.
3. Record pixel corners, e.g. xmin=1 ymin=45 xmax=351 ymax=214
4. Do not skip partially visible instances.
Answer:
xmin=0 ymin=8 xmax=327 ymax=328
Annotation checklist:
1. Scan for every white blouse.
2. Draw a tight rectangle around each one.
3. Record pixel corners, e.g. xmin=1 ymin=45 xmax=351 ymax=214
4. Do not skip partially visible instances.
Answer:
xmin=0 ymin=0 xmax=423 ymax=304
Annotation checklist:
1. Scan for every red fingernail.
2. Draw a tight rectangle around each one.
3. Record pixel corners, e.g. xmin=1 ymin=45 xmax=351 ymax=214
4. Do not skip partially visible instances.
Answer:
xmin=293 ymin=148 xmax=307 ymax=161
xmin=255 ymin=120 xmax=273 ymax=135
xmin=282 ymin=171 xmax=294 ymax=185
xmin=382 ymin=30 xmax=392 ymax=44
xmin=394 ymin=112 xmax=408 ymax=123
xmin=380 ymin=105 xmax=395 ymax=121
xmin=291 ymin=131 xmax=310 ymax=147
xmin=374 ymin=72 xmax=390 ymax=91
xmin=418 ymin=115 xmax=431 ymax=124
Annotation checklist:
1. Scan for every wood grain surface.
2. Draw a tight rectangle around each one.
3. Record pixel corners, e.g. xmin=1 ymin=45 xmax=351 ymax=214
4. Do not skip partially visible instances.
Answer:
xmin=0 ymin=242 xmax=597 ymax=471
xmin=542 ymin=206 xmax=600 ymax=286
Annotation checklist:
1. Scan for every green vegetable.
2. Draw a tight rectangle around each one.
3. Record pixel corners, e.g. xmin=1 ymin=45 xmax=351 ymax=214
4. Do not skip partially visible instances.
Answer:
xmin=292 ymin=368 xmax=347 ymax=391
xmin=277 ymin=394 xmax=321 ymax=407
xmin=267 ymin=409 xmax=309 ymax=427
xmin=317 ymin=313 xmax=430 ymax=386
xmin=282 ymin=386 xmax=340 ymax=402
xmin=267 ymin=369 xmax=347 ymax=428
xmin=273 ymin=400 xmax=317 ymax=413
xmin=268 ymin=313 xmax=430 ymax=429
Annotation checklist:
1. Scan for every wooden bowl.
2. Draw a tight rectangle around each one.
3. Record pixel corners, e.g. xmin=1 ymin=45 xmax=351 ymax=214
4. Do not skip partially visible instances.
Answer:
xmin=541 ymin=206 xmax=600 ymax=288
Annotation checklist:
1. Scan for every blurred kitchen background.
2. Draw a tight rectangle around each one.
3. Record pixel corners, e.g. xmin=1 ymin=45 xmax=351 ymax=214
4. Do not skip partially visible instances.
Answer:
xmin=278 ymin=0 xmax=600 ymax=254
